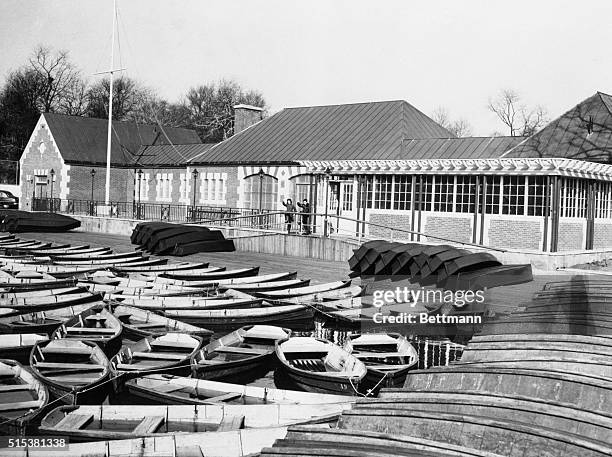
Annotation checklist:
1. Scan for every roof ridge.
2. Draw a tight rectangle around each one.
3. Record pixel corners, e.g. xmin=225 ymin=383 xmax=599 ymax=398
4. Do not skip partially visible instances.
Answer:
xmin=283 ymin=100 xmax=405 ymax=110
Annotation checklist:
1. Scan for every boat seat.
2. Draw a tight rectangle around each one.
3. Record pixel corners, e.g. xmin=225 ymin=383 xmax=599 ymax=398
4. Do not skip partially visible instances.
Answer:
xmin=153 ymin=383 xmax=186 ymax=394
xmin=206 ymin=392 xmax=242 ymax=403
xmin=35 ymin=362 xmax=104 ymax=371
xmin=196 ymin=359 xmax=223 ymax=365
xmin=176 ymin=446 xmax=204 ymax=457
xmin=65 ymin=327 xmax=116 ymax=334
xmin=150 ymin=340 xmax=195 ymax=350
xmin=0 ymin=384 xmax=34 ymax=393
xmin=41 ymin=346 xmax=93 ymax=356
xmin=216 ymin=415 xmax=245 ymax=432
xmin=132 ymin=323 xmax=167 ymax=329
xmin=0 ymin=367 xmax=16 ymax=378
xmin=84 ymin=315 xmax=107 ymax=322
xmin=133 ymin=416 xmax=164 ymax=434
xmin=132 ymin=351 xmax=185 ymax=361
xmin=212 ymin=346 xmax=269 ymax=355
xmin=55 ymin=413 xmax=94 ymax=430
xmin=0 ymin=400 xmax=41 ymax=412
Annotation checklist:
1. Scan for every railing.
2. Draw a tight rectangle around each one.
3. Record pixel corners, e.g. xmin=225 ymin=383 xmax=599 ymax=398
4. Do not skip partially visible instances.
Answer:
xmin=35 ymin=198 xmax=506 ymax=252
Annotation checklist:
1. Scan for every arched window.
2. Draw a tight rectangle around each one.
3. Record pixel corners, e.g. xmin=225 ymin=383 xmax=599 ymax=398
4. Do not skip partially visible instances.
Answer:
xmin=243 ymin=173 xmax=278 ymax=210
xmin=289 ymin=174 xmax=315 ymax=204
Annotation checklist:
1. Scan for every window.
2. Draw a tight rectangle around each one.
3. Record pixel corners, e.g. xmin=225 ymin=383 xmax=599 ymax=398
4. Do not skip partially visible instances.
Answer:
xmin=244 ymin=173 xmax=278 ymax=210
xmin=179 ymin=174 xmax=188 ymax=201
xmin=201 ymin=178 xmax=209 ymax=203
xmin=456 ymin=176 xmax=477 ymax=213
xmin=342 ymin=183 xmax=354 ymax=211
xmin=501 ymin=176 xmax=525 ymax=215
xmin=289 ymin=175 xmax=314 ymax=204
xmin=596 ymin=182 xmax=612 ymax=219
xmin=433 ymin=175 xmax=454 ymax=212
xmin=561 ymin=178 xmax=587 ymax=218
xmin=414 ymin=176 xmax=433 ymax=211
xmin=484 ymin=176 xmax=501 ymax=214
xmin=527 ymin=176 xmax=546 ymax=216
xmin=374 ymin=176 xmax=393 ymax=209
xmin=394 ymin=176 xmax=411 ymax=210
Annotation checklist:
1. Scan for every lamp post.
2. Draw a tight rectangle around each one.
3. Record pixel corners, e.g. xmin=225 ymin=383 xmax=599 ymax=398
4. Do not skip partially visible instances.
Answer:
xmin=323 ymin=167 xmax=332 ymax=237
xmin=258 ymin=168 xmax=265 ymax=213
xmin=49 ymin=169 xmax=55 ymax=212
xmin=192 ymin=169 xmax=199 ymax=221
xmin=90 ymin=169 xmax=96 ymax=216
xmin=28 ymin=176 xmax=34 ymax=210
xmin=136 ymin=169 xmax=143 ymax=219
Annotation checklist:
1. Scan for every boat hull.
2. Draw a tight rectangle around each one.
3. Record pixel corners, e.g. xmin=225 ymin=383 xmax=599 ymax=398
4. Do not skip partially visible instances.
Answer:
xmin=279 ymin=366 xmax=362 ymax=395
xmin=192 ymin=353 xmax=273 ymax=383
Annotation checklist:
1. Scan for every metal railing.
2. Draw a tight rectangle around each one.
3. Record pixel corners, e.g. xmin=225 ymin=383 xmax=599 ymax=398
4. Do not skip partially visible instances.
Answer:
xmin=35 ymin=197 xmax=506 ymax=251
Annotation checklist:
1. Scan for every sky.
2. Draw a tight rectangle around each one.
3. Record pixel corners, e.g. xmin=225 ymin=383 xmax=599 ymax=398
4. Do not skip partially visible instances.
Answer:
xmin=1 ymin=0 xmax=611 ymax=135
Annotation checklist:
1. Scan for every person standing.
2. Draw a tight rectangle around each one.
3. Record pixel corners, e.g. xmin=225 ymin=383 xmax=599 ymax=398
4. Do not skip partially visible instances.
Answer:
xmin=296 ymin=198 xmax=311 ymax=235
xmin=281 ymin=198 xmax=296 ymax=234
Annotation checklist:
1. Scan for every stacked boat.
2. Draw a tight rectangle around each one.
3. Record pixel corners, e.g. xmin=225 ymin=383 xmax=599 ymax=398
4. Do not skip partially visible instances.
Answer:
xmin=348 ymin=239 xmax=533 ymax=290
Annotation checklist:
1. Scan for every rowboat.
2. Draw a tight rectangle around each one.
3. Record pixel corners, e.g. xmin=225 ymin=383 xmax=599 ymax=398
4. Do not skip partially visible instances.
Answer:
xmin=39 ymin=403 xmax=348 ymax=441
xmin=276 ymin=285 xmax=363 ymax=304
xmin=0 ymin=302 xmax=103 ymax=334
xmin=51 ymin=306 xmax=123 ymax=357
xmin=160 ymin=266 xmax=260 ymax=281
xmin=30 ymin=339 xmax=111 ymax=404
xmin=0 ymin=333 xmax=48 ymax=364
xmin=0 ymin=277 xmax=77 ymax=292
xmin=137 ymin=271 xmax=297 ymax=287
xmin=110 ymin=333 xmax=202 ymax=381
xmin=53 ymin=257 xmax=163 ymax=267
xmin=275 ymin=337 xmax=367 ymax=395
xmin=255 ymin=280 xmax=351 ymax=300
xmin=51 ymin=251 xmax=143 ymax=261
xmin=110 ymin=304 xmax=214 ymax=341
xmin=3 ymin=427 xmax=290 ymax=457
xmin=0 ymin=264 xmax=100 ymax=278
xmin=0 ymin=286 xmax=83 ymax=299
xmin=192 ymin=325 xmax=291 ymax=383
xmin=0 ymin=359 xmax=49 ymax=436
xmin=163 ymin=304 xmax=315 ymax=332
xmin=111 ymin=261 xmax=209 ymax=273
xmin=111 ymin=296 xmax=263 ymax=311
xmin=125 ymin=374 xmax=354 ymax=405
xmin=219 ymin=278 xmax=310 ymax=293
xmin=0 ymin=291 xmax=103 ymax=315
xmin=345 ymin=333 xmax=418 ymax=393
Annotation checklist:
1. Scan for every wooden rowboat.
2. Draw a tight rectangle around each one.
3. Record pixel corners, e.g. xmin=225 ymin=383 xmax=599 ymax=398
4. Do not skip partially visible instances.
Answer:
xmin=111 ymin=296 xmax=263 ymax=311
xmin=255 ymin=280 xmax=351 ymax=300
xmin=192 ymin=325 xmax=291 ymax=383
xmin=110 ymin=304 xmax=213 ymax=341
xmin=0 ymin=359 xmax=49 ymax=436
xmin=0 ymin=333 xmax=48 ymax=364
xmin=345 ymin=333 xmax=418 ymax=393
xmin=163 ymin=304 xmax=316 ymax=332
xmin=39 ymin=403 xmax=348 ymax=441
xmin=110 ymin=333 xmax=202 ymax=382
xmin=137 ymin=271 xmax=296 ymax=287
xmin=125 ymin=374 xmax=353 ymax=405
xmin=4 ymin=427 xmax=290 ymax=457
xmin=219 ymin=278 xmax=310 ymax=293
xmin=275 ymin=337 xmax=367 ymax=395
xmin=51 ymin=306 xmax=123 ymax=357
xmin=0 ymin=291 xmax=103 ymax=315
xmin=160 ymin=266 xmax=260 ymax=281
xmin=111 ymin=261 xmax=208 ymax=273
xmin=30 ymin=339 xmax=111 ymax=405
xmin=0 ymin=302 xmax=104 ymax=334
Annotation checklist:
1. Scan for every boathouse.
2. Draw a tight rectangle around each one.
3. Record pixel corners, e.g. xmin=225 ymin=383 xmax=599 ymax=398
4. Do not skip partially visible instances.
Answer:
xmin=18 ymin=92 xmax=612 ymax=253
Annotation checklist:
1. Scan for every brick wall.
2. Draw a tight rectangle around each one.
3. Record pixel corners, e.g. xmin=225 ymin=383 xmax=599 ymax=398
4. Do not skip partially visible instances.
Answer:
xmin=19 ymin=122 xmax=66 ymax=210
xmin=194 ymin=165 xmax=240 ymax=207
xmin=593 ymin=223 xmax=612 ymax=249
xmin=488 ymin=219 xmax=542 ymax=250
xmin=423 ymin=215 xmax=472 ymax=244
xmin=368 ymin=213 xmax=411 ymax=239
xmin=68 ymin=166 xmax=134 ymax=202
xmin=557 ymin=221 xmax=584 ymax=251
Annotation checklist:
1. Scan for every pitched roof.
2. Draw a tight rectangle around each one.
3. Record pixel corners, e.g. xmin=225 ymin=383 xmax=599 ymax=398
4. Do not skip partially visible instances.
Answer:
xmin=135 ymin=143 xmax=215 ymax=167
xmin=190 ymin=100 xmax=456 ymax=164
xmin=43 ymin=113 xmax=201 ymax=166
xmin=503 ymin=92 xmax=612 ymax=164
xmin=399 ymin=136 xmax=524 ymax=160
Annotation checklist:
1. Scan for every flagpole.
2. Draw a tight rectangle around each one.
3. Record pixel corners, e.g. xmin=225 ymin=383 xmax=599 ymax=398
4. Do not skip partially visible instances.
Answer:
xmin=104 ymin=0 xmax=116 ymax=205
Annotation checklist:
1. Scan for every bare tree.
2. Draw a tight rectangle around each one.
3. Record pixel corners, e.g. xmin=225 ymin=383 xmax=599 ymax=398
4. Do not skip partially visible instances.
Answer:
xmin=488 ymin=89 xmax=548 ymax=136
xmin=431 ymin=106 xmax=473 ymax=137
xmin=184 ymin=79 xmax=267 ymax=142
xmin=28 ymin=45 xmax=82 ymax=113
xmin=86 ymin=76 xmax=153 ymax=121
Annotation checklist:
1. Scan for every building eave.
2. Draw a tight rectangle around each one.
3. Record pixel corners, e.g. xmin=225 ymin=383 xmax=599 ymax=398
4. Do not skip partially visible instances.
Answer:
xmin=299 ymin=158 xmax=612 ymax=181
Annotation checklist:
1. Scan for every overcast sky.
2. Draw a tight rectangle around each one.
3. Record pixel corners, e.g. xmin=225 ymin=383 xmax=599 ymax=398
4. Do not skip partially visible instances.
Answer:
xmin=1 ymin=0 xmax=610 ymax=135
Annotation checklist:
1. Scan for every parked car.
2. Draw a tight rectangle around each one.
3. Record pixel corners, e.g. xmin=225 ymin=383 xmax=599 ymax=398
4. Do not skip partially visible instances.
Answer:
xmin=0 ymin=190 xmax=19 ymax=209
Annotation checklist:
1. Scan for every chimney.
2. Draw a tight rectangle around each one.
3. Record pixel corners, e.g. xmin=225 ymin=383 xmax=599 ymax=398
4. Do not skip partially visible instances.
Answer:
xmin=233 ymin=104 xmax=263 ymax=134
